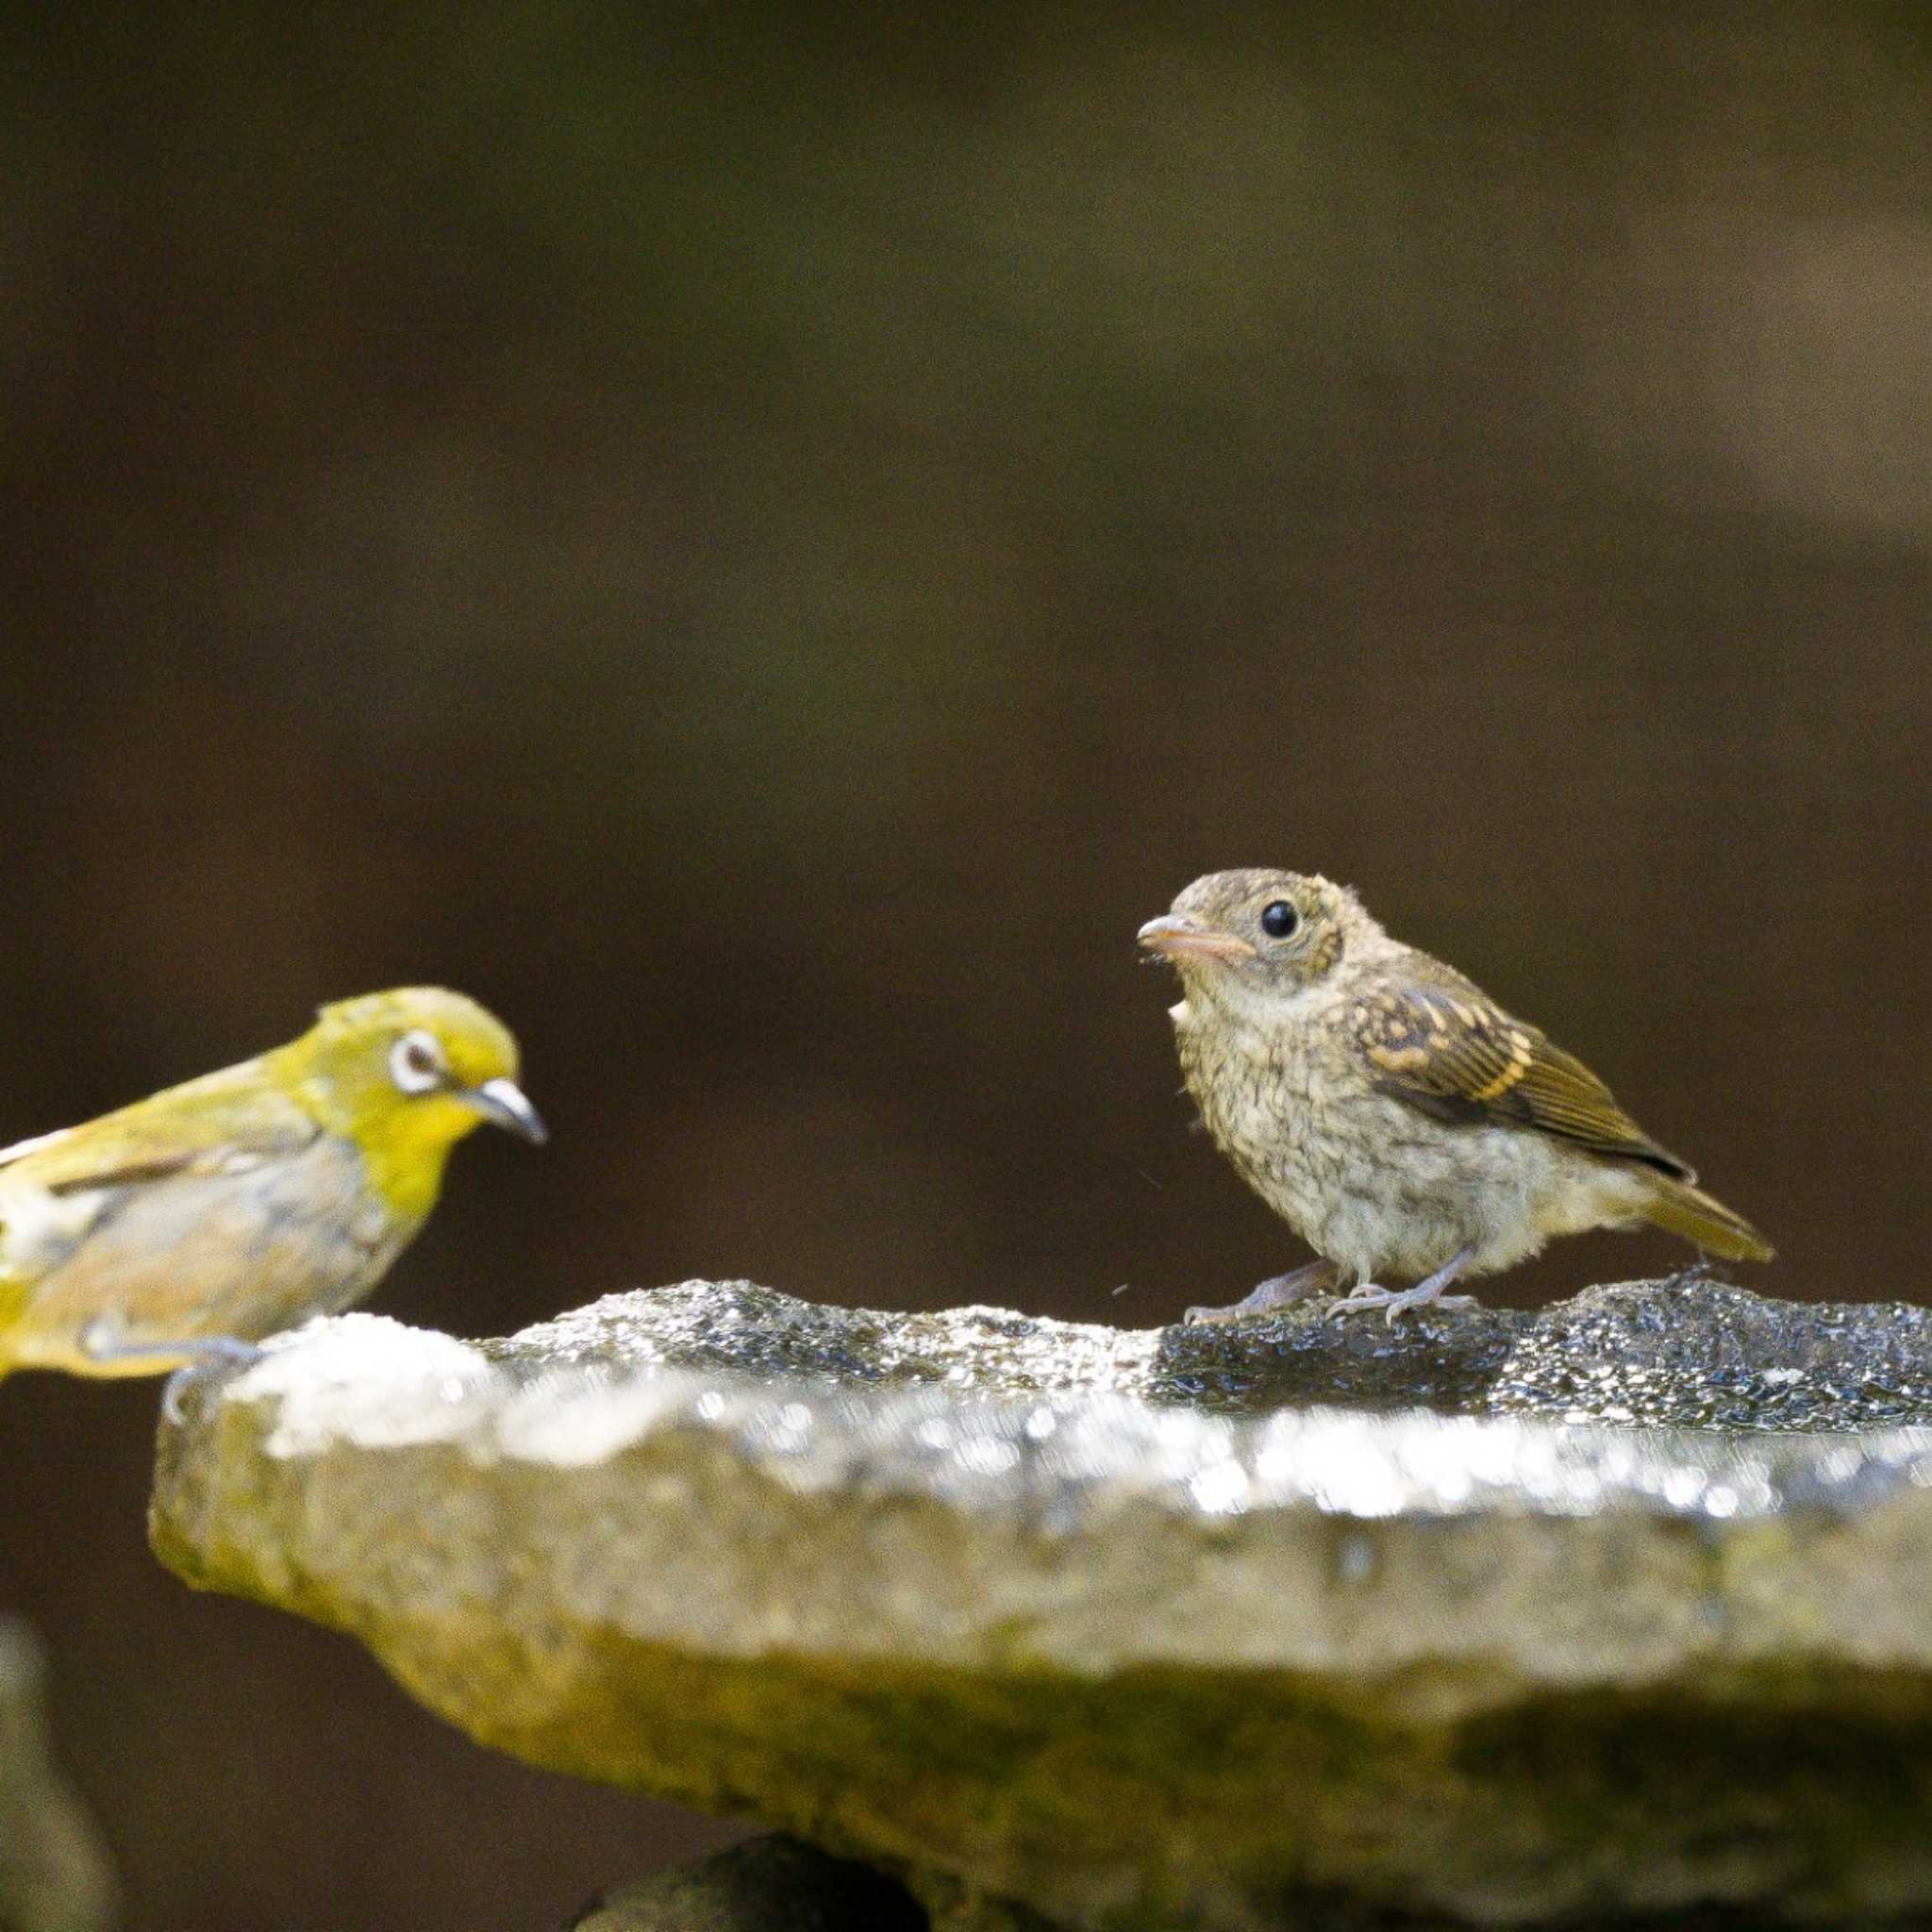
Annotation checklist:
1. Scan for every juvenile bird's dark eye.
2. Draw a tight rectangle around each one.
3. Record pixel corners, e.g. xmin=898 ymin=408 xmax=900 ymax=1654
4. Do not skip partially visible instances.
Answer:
xmin=1259 ymin=900 xmax=1298 ymax=939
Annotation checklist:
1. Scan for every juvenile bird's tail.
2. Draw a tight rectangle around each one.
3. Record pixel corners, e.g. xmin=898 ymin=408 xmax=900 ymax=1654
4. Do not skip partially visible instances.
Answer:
xmin=1643 ymin=1174 xmax=1774 ymax=1263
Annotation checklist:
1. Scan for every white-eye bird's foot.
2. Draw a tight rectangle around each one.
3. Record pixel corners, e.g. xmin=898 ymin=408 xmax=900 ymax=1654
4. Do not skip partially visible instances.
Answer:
xmin=158 ymin=1341 xmax=268 ymax=1424
xmin=77 ymin=1322 xmax=266 ymax=1423
xmin=1326 ymin=1247 xmax=1479 ymax=1325
xmin=79 ymin=1319 xmax=264 ymax=1374
xmin=1185 ymin=1257 xmax=1343 ymax=1325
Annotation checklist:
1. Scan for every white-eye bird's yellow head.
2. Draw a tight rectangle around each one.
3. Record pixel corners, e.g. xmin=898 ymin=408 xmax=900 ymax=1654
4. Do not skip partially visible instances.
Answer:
xmin=268 ymin=988 xmax=544 ymax=1220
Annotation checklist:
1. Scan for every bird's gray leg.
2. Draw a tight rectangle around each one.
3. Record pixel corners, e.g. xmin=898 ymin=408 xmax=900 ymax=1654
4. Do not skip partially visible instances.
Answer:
xmin=77 ymin=1320 xmax=264 ymax=1374
xmin=1184 ymin=1257 xmax=1344 ymax=1325
xmin=1327 ymin=1247 xmax=1480 ymax=1325
xmin=78 ymin=1321 xmax=265 ymax=1423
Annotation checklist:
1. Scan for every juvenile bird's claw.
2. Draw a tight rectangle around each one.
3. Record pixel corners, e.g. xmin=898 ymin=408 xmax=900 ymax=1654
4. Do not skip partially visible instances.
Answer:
xmin=1327 ymin=1247 xmax=1480 ymax=1324
xmin=1326 ymin=1284 xmax=1479 ymax=1324
xmin=1184 ymin=1258 xmax=1344 ymax=1325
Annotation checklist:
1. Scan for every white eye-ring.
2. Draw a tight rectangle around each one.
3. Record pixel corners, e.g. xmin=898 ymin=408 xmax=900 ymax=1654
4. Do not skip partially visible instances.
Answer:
xmin=390 ymin=1028 xmax=447 ymax=1095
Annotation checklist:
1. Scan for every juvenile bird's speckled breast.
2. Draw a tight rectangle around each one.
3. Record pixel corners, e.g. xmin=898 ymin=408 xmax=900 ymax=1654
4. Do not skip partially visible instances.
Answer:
xmin=1170 ymin=992 xmax=1569 ymax=1283
xmin=1172 ymin=994 xmax=1342 ymax=1233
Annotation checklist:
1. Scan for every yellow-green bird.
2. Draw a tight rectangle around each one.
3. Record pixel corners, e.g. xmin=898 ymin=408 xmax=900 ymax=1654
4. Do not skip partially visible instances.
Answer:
xmin=0 ymin=988 xmax=543 ymax=1383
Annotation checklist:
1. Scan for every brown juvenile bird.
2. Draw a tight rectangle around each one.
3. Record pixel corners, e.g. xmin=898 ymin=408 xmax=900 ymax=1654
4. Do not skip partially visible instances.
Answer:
xmin=1139 ymin=870 xmax=1772 ymax=1323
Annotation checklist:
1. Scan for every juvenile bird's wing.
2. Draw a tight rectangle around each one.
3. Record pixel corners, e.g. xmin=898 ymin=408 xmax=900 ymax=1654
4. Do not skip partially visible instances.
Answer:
xmin=0 ymin=1060 xmax=322 ymax=1272
xmin=1347 ymin=975 xmax=1692 ymax=1179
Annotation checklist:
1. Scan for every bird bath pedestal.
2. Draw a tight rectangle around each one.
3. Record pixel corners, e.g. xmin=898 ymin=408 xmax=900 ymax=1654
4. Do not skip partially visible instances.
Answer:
xmin=152 ymin=1276 xmax=1932 ymax=1928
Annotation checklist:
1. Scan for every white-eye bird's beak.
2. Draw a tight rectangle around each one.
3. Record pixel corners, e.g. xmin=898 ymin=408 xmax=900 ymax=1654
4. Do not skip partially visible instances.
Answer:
xmin=464 ymin=1077 xmax=548 ymax=1143
xmin=1137 ymin=914 xmax=1258 ymax=962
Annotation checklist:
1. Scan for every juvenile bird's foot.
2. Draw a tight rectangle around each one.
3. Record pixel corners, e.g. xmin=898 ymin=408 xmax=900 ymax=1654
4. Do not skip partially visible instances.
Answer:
xmin=1326 ymin=1247 xmax=1479 ymax=1326
xmin=1326 ymin=1283 xmax=1479 ymax=1324
xmin=1185 ymin=1257 xmax=1343 ymax=1325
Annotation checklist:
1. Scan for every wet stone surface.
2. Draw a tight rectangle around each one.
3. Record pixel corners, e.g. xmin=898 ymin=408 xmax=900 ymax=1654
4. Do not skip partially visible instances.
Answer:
xmin=568 ymin=1834 xmax=925 ymax=1932
xmin=501 ymin=1271 xmax=1932 ymax=1432
xmin=150 ymin=1276 xmax=1932 ymax=1928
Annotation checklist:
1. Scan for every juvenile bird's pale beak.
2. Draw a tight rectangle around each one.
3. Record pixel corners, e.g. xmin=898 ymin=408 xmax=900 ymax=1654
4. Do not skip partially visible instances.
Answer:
xmin=1137 ymin=914 xmax=1257 ymax=962
xmin=465 ymin=1077 xmax=548 ymax=1143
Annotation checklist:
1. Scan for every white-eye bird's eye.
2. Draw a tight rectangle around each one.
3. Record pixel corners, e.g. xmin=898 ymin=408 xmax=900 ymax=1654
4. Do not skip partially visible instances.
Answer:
xmin=389 ymin=1028 xmax=447 ymax=1095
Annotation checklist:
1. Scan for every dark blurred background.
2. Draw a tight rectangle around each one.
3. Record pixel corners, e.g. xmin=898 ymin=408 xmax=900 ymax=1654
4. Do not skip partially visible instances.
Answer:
xmin=0 ymin=2 xmax=1928 ymax=1924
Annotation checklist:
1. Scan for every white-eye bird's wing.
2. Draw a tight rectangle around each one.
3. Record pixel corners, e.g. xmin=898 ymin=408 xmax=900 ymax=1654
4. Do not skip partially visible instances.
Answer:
xmin=0 ymin=1126 xmax=79 ymax=1169
xmin=0 ymin=1133 xmax=398 ymax=1374
xmin=0 ymin=1058 xmax=323 ymax=1279
xmin=0 ymin=1063 xmax=414 ymax=1374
